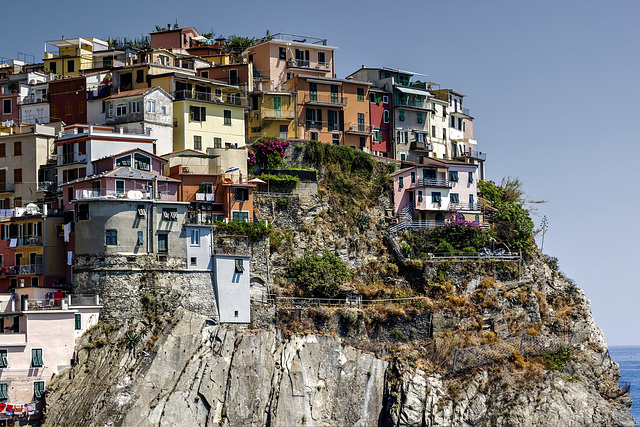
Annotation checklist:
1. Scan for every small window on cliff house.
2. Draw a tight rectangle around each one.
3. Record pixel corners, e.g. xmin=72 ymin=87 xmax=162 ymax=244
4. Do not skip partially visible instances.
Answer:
xmin=235 ymin=259 xmax=244 ymax=273
xmin=33 ymin=381 xmax=44 ymax=400
xmin=0 ymin=383 xmax=7 ymax=402
xmin=234 ymin=187 xmax=248 ymax=202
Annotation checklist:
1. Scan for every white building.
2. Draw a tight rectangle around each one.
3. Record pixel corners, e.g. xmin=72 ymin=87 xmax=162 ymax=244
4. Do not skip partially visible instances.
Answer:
xmin=212 ymin=253 xmax=250 ymax=324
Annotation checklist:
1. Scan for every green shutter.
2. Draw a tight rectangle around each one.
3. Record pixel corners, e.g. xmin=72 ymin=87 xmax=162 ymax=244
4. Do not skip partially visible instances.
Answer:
xmin=189 ymin=106 xmax=194 ymax=121
xmin=32 ymin=349 xmax=43 ymax=367
xmin=0 ymin=350 xmax=6 ymax=369
xmin=75 ymin=313 xmax=81 ymax=330
xmin=34 ymin=381 xmax=44 ymax=399
xmin=235 ymin=259 xmax=245 ymax=273
xmin=0 ymin=384 xmax=7 ymax=400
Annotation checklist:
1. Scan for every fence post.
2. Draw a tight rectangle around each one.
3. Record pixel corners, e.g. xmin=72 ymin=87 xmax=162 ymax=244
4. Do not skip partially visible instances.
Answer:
xmin=452 ymin=348 xmax=458 ymax=372
xmin=519 ymin=333 xmax=525 ymax=354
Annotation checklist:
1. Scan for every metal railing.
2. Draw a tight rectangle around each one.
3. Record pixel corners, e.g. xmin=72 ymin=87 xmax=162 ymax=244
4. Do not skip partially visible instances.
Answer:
xmin=37 ymin=181 xmax=57 ymax=192
xmin=173 ymin=90 xmax=246 ymax=106
xmin=420 ymin=178 xmax=452 ymax=187
xmin=304 ymin=93 xmax=347 ymax=105
xmin=186 ymin=212 xmax=225 ymax=225
xmin=411 ymin=141 xmax=432 ymax=151
xmin=345 ymin=122 xmax=372 ymax=133
xmin=389 ymin=220 xmax=490 ymax=234
xmin=449 ymin=202 xmax=480 ymax=211
xmin=11 ymin=236 xmax=43 ymax=247
xmin=261 ymin=109 xmax=295 ymax=119
xmin=455 ymin=150 xmax=487 ymax=161
xmin=58 ymin=153 xmax=87 ymax=165
xmin=15 ymin=264 xmax=43 ymax=275
xmin=74 ymin=189 xmax=172 ymax=201
xmin=0 ymin=182 xmax=14 ymax=193
xmin=396 ymin=98 xmax=430 ymax=109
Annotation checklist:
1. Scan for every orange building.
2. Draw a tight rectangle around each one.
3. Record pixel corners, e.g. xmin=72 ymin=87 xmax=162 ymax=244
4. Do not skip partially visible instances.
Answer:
xmin=285 ymin=75 xmax=372 ymax=150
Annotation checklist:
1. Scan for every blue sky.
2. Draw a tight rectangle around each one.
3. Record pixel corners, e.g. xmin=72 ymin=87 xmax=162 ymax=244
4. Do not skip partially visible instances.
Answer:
xmin=2 ymin=0 xmax=638 ymax=344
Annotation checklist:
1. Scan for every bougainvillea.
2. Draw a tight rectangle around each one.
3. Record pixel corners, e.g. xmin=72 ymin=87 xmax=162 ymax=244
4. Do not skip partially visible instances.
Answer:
xmin=249 ymin=138 xmax=290 ymax=169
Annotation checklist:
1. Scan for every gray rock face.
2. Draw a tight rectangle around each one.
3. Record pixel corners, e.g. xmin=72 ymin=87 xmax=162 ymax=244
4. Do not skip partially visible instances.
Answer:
xmin=44 ymin=306 xmax=634 ymax=427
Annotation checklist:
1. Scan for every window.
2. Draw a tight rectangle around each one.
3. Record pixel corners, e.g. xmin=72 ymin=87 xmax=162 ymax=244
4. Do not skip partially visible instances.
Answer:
xmin=373 ymin=129 xmax=380 ymax=142
xmin=234 ymin=311 xmax=239 ymax=317
xmin=0 ymin=349 xmax=6 ymax=369
xmin=105 ymin=229 xmax=117 ymax=245
xmin=194 ymin=135 xmax=202 ymax=150
xmin=279 ymin=47 xmax=286 ymax=60
xmin=310 ymin=132 xmax=318 ymax=141
xmin=2 ymin=99 xmax=10 ymax=115
xmin=161 ymin=106 xmax=167 ymax=115
xmin=411 ymin=171 xmax=415 ymax=183
xmin=398 ymin=177 xmax=403 ymax=188
xmin=137 ymin=230 xmax=144 ymax=245
xmin=190 ymin=229 xmax=200 ymax=246
xmin=116 ymin=155 xmax=131 ymax=167
xmin=357 ymin=113 xmax=365 ymax=131
xmin=189 ymin=105 xmax=206 ymax=122
xmin=76 ymin=203 xmax=89 ymax=221
xmin=443 ymin=129 xmax=446 ymax=139
xmin=399 ymin=110 xmax=405 ymax=122
xmin=432 ymin=192 xmax=442 ymax=203
xmin=468 ymin=172 xmax=474 ymax=183
xmin=330 ymin=85 xmax=339 ymax=104
xmin=116 ymin=103 xmax=127 ymax=116
xmin=397 ymin=131 xmax=408 ymax=144
xmin=0 ymin=383 xmax=7 ymax=402
xmin=232 ymin=211 xmax=249 ymax=222
xmin=418 ymin=191 xmax=423 ymax=203
xmin=31 ymin=348 xmax=43 ymax=367
xmin=147 ymin=99 xmax=156 ymax=113
xmin=162 ymin=208 xmax=178 ymax=221
xmin=357 ymin=88 xmax=365 ymax=101
xmin=158 ymin=234 xmax=168 ymax=253
xmin=234 ymin=187 xmax=248 ymax=202
xmin=115 ymin=180 xmax=125 ymax=194
xmin=359 ymin=137 xmax=366 ymax=148
xmin=0 ymin=144 xmax=4 ymax=157
xmin=463 ymin=121 xmax=466 ymax=132
xmin=450 ymin=193 xmax=459 ymax=203
xmin=133 ymin=153 xmax=150 ymax=171
xmin=328 ymin=110 xmax=339 ymax=131
xmin=107 ymin=104 xmax=114 ymax=118
xmin=417 ymin=133 xmax=425 ymax=142
xmin=214 ymin=137 xmax=222 ymax=148
xmin=49 ymin=62 xmax=57 ymax=74
xmin=190 ymin=257 xmax=197 ymax=266
xmin=417 ymin=113 xmax=424 ymax=124
xmin=235 ymin=259 xmax=244 ymax=273
xmin=131 ymin=101 xmax=140 ymax=113
xmin=432 ymin=125 xmax=436 ymax=137
xmin=383 ymin=95 xmax=389 ymax=104
xmin=400 ymin=153 xmax=406 ymax=161
xmin=136 ymin=70 xmax=144 ymax=83
xmin=223 ymin=109 xmax=232 ymax=125
xmin=332 ymin=134 xmax=339 ymax=145
xmin=450 ymin=116 xmax=455 ymax=127
xmin=309 ymin=82 xmax=317 ymax=101
xmin=67 ymin=60 xmax=75 ymax=73
xmin=318 ymin=51 xmax=325 ymax=64
xmin=34 ymin=381 xmax=45 ymax=400
xmin=469 ymin=194 xmax=475 ymax=204
xmin=449 ymin=171 xmax=459 ymax=181
xmin=74 ymin=313 xmax=81 ymax=330
xmin=14 ymin=169 xmax=22 ymax=184
xmin=13 ymin=141 xmax=21 ymax=156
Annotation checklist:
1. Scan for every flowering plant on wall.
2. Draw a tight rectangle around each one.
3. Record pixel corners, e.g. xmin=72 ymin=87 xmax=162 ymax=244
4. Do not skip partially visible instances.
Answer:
xmin=249 ymin=138 xmax=290 ymax=169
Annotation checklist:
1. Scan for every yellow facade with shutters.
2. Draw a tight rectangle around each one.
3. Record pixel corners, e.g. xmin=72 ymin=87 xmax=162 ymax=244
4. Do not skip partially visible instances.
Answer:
xmin=247 ymin=92 xmax=297 ymax=141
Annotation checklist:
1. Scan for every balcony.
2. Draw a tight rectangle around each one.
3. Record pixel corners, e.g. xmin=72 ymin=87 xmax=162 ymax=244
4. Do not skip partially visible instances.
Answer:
xmin=411 ymin=141 xmax=432 ymax=152
xmin=303 ymin=93 xmax=347 ymax=106
xmin=195 ymin=193 xmax=215 ymax=202
xmin=19 ymin=95 xmax=47 ymax=105
xmin=16 ymin=264 xmax=43 ymax=275
xmin=58 ymin=152 xmax=88 ymax=166
xmin=186 ymin=212 xmax=225 ymax=225
xmin=396 ymin=98 xmax=431 ymax=110
xmin=420 ymin=178 xmax=452 ymax=188
xmin=454 ymin=150 xmax=487 ymax=161
xmin=345 ymin=122 xmax=373 ymax=134
xmin=452 ymin=107 xmax=471 ymax=117
xmin=8 ymin=236 xmax=43 ymax=248
xmin=173 ymin=90 xmax=247 ymax=106
xmin=0 ymin=182 xmax=14 ymax=193
xmin=75 ymin=189 xmax=172 ymax=201
xmin=261 ymin=109 xmax=295 ymax=120
xmin=37 ymin=181 xmax=58 ymax=192
xmin=286 ymin=59 xmax=331 ymax=71
xmin=449 ymin=202 xmax=481 ymax=211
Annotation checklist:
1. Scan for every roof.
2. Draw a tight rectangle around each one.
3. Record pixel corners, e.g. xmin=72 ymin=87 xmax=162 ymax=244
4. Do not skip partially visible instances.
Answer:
xmin=61 ymin=167 xmax=179 ymax=186
xmin=295 ymin=74 xmax=371 ymax=86
xmin=104 ymin=87 xmax=151 ymax=100
xmin=396 ymin=86 xmax=431 ymax=96
xmin=97 ymin=147 xmax=168 ymax=163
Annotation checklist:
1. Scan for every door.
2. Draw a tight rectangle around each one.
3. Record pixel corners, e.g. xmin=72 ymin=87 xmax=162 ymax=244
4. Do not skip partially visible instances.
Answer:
xmin=272 ymin=96 xmax=282 ymax=118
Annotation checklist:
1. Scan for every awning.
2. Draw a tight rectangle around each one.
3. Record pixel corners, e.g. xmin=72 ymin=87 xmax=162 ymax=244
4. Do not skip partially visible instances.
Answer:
xmin=397 ymin=87 xmax=430 ymax=96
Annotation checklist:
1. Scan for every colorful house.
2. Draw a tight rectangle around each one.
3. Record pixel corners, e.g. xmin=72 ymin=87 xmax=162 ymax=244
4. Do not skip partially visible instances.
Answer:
xmin=149 ymin=73 xmax=247 ymax=152
xmin=244 ymin=33 xmax=336 ymax=92
xmin=368 ymin=88 xmax=392 ymax=157
xmin=48 ymin=76 xmax=88 ymax=125
xmin=247 ymin=91 xmax=297 ymax=141
xmin=286 ymin=75 xmax=372 ymax=150
xmin=44 ymin=38 xmax=109 ymax=77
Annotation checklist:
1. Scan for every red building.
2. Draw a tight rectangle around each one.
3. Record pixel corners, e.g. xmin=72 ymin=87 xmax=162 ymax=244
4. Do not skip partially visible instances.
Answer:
xmin=198 ymin=64 xmax=251 ymax=88
xmin=49 ymin=77 xmax=87 ymax=125
xmin=150 ymin=26 xmax=202 ymax=50
xmin=370 ymin=88 xmax=391 ymax=157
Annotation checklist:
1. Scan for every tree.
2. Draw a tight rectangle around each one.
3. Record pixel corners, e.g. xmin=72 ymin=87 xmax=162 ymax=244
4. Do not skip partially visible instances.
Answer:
xmin=286 ymin=251 xmax=351 ymax=298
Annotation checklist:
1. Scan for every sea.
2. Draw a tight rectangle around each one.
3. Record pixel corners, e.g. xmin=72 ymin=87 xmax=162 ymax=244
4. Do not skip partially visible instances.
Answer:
xmin=609 ymin=345 xmax=640 ymax=424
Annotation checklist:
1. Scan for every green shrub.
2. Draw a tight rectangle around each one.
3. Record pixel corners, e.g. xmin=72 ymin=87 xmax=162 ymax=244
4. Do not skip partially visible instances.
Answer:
xmin=543 ymin=347 xmax=572 ymax=371
xmin=257 ymin=173 xmax=300 ymax=190
xmin=435 ymin=240 xmax=454 ymax=254
xmin=214 ymin=220 xmax=271 ymax=239
xmin=494 ymin=202 xmax=534 ymax=254
xmin=287 ymin=251 xmax=352 ymax=298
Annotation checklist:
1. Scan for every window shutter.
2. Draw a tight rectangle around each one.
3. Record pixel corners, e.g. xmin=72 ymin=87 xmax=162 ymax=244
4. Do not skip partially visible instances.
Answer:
xmin=189 ymin=106 xmax=194 ymax=121
xmin=201 ymin=107 xmax=206 ymax=121
xmin=317 ymin=109 xmax=322 ymax=130
xmin=339 ymin=110 xmax=344 ymax=131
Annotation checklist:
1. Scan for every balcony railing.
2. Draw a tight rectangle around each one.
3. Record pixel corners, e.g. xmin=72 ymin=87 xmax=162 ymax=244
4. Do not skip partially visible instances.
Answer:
xmin=411 ymin=141 xmax=432 ymax=151
xmin=455 ymin=150 xmax=487 ymax=161
xmin=449 ymin=202 xmax=481 ymax=211
xmin=10 ymin=236 xmax=43 ymax=247
xmin=195 ymin=193 xmax=215 ymax=202
xmin=186 ymin=212 xmax=225 ymax=225
xmin=20 ymin=95 xmax=47 ymax=105
xmin=287 ymin=59 xmax=330 ymax=71
xmin=37 ymin=181 xmax=58 ymax=192
xmin=396 ymin=98 xmax=430 ymax=109
xmin=304 ymin=93 xmax=347 ymax=105
xmin=58 ymin=152 xmax=88 ymax=166
xmin=345 ymin=122 xmax=373 ymax=133
xmin=0 ymin=182 xmax=14 ymax=193
xmin=75 ymin=189 xmax=171 ymax=201
xmin=261 ymin=109 xmax=295 ymax=120
xmin=15 ymin=264 xmax=43 ymax=275
xmin=173 ymin=90 xmax=246 ymax=106
xmin=420 ymin=178 xmax=452 ymax=188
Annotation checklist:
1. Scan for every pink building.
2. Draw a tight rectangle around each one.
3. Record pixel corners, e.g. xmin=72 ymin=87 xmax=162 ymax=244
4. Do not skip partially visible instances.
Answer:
xmin=150 ymin=26 xmax=202 ymax=50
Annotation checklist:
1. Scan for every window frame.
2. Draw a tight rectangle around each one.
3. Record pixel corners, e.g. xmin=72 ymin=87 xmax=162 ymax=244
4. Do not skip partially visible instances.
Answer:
xmin=147 ymin=99 xmax=156 ymax=113
xmin=223 ymin=109 xmax=232 ymax=126
xmin=2 ymin=99 xmax=11 ymax=115
xmin=0 ymin=382 xmax=7 ymax=402
xmin=116 ymin=103 xmax=127 ymax=117
xmin=31 ymin=348 xmax=43 ymax=368
xmin=357 ymin=88 xmax=365 ymax=101
xmin=432 ymin=192 xmax=442 ymax=203
xmin=33 ymin=380 xmax=45 ymax=400
xmin=450 ymin=193 xmax=459 ymax=203
xmin=130 ymin=101 xmax=140 ymax=114
xmin=234 ymin=187 xmax=249 ymax=202
xmin=115 ymin=180 xmax=125 ymax=194
xmin=0 ymin=349 xmax=7 ymax=369
xmin=190 ymin=229 xmax=200 ymax=246
xmin=193 ymin=135 xmax=202 ymax=150
xmin=105 ymin=229 xmax=117 ymax=246
xmin=74 ymin=313 xmax=81 ymax=330
xmin=157 ymin=233 xmax=169 ymax=253
xmin=189 ymin=105 xmax=206 ymax=122
xmin=449 ymin=171 xmax=459 ymax=182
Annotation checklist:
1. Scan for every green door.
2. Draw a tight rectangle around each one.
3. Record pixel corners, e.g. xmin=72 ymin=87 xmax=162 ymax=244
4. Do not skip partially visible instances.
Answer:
xmin=273 ymin=96 xmax=282 ymax=118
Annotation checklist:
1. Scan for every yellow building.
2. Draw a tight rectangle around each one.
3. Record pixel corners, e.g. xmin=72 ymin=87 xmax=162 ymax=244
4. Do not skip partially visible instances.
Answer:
xmin=149 ymin=73 xmax=247 ymax=152
xmin=44 ymin=38 xmax=109 ymax=77
xmin=247 ymin=92 xmax=297 ymax=141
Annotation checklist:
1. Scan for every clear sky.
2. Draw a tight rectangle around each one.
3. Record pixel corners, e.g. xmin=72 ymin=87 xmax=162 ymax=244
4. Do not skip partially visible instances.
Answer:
xmin=2 ymin=0 xmax=638 ymax=345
